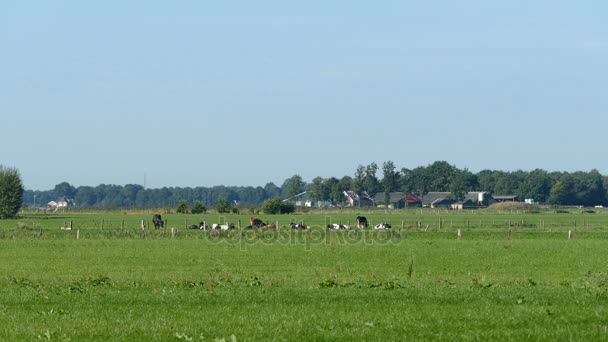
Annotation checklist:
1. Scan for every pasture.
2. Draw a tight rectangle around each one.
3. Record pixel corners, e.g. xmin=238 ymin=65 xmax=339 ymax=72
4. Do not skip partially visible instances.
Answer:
xmin=1 ymin=208 xmax=608 ymax=340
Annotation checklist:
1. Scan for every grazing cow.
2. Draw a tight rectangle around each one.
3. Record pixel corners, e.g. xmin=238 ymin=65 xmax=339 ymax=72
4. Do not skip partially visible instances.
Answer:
xmin=152 ymin=214 xmax=164 ymax=229
xmin=290 ymin=223 xmax=308 ymax=230
xmin=188 ymin=224 xmax=199 ymax=230
xmin=328 ymin=224 xmax=351 ymax=230
xmin=250 ymin=217 xmax=266 ymax=227
xmin=199 ymin=221 xmax=208 ymax=230
xmin=356 ymin=216 xmax=369 ymax=229
xmin=374 ymin=223 xmax=392 ymax=230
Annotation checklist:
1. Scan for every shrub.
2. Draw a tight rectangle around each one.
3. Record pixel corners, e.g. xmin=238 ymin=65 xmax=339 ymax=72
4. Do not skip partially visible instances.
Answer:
xmin=176 ymin=200 xmax=189 ymax=214
xmin=262 ymin=199 xmax=295 ymax=214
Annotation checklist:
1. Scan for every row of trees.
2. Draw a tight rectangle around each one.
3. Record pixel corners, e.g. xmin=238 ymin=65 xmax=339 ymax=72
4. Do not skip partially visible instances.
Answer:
xmin=18 ymin=161 xmax=608 ymax=209
xmin=304 ymin=161 xmax=608 ymax=207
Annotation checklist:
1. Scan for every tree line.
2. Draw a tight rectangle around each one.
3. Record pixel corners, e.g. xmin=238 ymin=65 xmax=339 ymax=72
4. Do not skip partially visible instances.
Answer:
xmin=21 ymin=161 xmax=608 ymax=209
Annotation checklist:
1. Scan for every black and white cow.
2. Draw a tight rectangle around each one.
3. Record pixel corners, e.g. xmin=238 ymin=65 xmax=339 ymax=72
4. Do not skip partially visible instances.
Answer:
xmin=290 ymin=223 xmax=308 ymax=230
xmin=328 ymin=224 xmax=351 ymax=230
xmin=374 ymin=223 xmax=392 ymax=230
xmin=152 ymin=214 xmax=164 ymax=229
xmin=356 ymin=216 xmax=368 ymax=229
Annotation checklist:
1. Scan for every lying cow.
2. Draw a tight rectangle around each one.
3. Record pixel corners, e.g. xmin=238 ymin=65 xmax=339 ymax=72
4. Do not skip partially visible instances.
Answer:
xmin=211 ymin=223 xmax=233 ymax=230
xmin=327 ymin=224 xmax=351 ymax=230
xmin=188 ymin=221 xmax=208 ymax=230
xmin=374 ymin=223 xmax=392 ymax=230
xmin=289 ymin=223 xmax=308 ymax=230
xmin=250 ymin=217 xmax=267 ymax=228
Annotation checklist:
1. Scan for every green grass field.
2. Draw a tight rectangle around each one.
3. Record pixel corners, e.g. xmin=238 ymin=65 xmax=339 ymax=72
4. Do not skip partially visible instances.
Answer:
xmin=1 ymin=209 xmax=608 ymax=340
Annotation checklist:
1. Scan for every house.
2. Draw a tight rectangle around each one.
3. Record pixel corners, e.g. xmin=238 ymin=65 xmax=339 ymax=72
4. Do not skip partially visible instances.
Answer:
xmin=343 ymin=191 xmax=374 ymax=207
xmin=421 ymin=192 xmax=453 ymax=208
xmin=47 ymin=197 xmax=75 ymax=209
xmin=373 ymin=192 xmax=407 ymax=208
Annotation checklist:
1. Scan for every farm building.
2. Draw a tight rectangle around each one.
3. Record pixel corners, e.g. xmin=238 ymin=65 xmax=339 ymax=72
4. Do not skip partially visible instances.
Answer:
xmin=422 ymin=192 xmax=453 ymax=208
xmin=492 ymin=195 xmax=518 ymax=202
xmin=373 ymin=192 xmax=407 ymax=208
xmin=343 ymin=191 xmax=374 ymax=207
xmin=463 ymin=192 xmax=491 ymax=208
xmin=405 ymin=193 xmax=422 ymax=208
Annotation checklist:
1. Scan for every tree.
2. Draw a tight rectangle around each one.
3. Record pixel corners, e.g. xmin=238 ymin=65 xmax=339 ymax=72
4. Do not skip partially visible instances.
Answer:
xmin=281 ymin=174 xmax=305 ymax=198
xmin=0 ymin=166 xmax=24 ymax=219
xmin=449 ymin=168 xmax=478 ymax=200
xmin=191 ymin=201 xmax=207 ymax=214
xmin=263 ymin=182 xmax=281 ymax=199
xmin=53 ymin=182 xmax=76 ymax=199
xmin=215 ymin=197 xmax=232 ymax=213
xmin=352 ymin=165 xmax=365 ymax=194
xmin=382 ymin=161 xmax=400 ymax=204
xmin=519 ymin=169 xmax=552 ymax=204
xmin=308 ymin=177 xmax=329 ymax=203
xmin=363 ymin=162 xmax=380 ymax=195
xmin=176 ymin=200 xmax=189 ymax=214
xmin=548 ymin=176 xmax=575 ymax=205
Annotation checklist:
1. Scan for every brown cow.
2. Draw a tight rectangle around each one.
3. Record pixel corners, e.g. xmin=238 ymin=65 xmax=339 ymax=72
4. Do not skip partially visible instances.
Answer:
xmin=250 ymin=217 xmax=266 ymax=227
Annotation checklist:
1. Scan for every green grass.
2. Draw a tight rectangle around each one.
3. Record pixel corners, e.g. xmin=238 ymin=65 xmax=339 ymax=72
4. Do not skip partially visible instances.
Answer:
xmin=1 ymin=210 xmax=608 ymax=340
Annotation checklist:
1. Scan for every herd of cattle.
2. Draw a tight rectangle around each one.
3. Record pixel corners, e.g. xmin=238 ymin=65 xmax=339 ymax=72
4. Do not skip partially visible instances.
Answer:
xmin=151 ymin=215 xmax=392 ymax=231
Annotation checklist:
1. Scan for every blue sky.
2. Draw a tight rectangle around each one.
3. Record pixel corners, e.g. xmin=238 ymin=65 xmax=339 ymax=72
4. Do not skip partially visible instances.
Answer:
xmin=2 ymin=1 xmax=607 ymax=190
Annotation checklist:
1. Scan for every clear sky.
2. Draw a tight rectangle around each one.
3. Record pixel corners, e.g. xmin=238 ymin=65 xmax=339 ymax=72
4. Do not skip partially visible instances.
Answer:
xmin=2 ymin=1 xmax=607 ymax=190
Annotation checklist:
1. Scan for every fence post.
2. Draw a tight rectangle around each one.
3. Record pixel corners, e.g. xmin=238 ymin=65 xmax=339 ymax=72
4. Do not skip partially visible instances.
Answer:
xmin=457 ymin=229 xmax=462 ymax=240
xmin=171 ymin=228 xmax=176 ymax=238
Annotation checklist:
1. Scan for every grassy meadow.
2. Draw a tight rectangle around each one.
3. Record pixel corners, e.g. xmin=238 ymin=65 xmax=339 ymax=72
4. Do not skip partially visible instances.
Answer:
xmin=1 ymin=208 xmax=608 ymax=340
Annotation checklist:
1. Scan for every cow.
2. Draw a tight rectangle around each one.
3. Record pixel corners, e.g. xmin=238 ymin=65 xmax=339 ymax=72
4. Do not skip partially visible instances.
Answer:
xmin=374 ymin=223 xmax=392 ymax=230
xmin=211 ymin=223 xmax=233 ymax=230
xmin=290 ymin=223 xmax=308 ymax=230
xmin=356 ymin=216 xmax=368 ymax=229
xmin=188 ymin=222 xmax=207 ymax=230
xmin=152 ymin=214 xmax=164 ymax=229
xmin=250 ymin=217 xmax=266 ymax=227
xmin=262 ymin=224 xmax=277 ymax=231
xmin=328 ymin=224 xmax=350 ymax=230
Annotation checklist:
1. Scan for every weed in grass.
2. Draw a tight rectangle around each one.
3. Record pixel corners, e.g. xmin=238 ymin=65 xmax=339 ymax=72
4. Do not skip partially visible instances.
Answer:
xmin=246 ymin=275 xmax=262 ymax=287
xmin=407 ymin=255 xmax=415 ymax=278
xmin=472 ymin=274 xmax=493 ymax=288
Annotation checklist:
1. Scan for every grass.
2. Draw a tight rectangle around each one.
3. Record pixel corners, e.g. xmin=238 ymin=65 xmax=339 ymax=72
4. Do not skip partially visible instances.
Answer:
xmin=1 ymin=209 xmax=608 ymax=340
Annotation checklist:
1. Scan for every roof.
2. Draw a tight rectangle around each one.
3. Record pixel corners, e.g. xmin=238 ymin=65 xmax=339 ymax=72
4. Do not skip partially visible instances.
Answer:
xmin=373 ymin=192 xmax=405 ymax=203
xmin=422 ymin=192 xmax=451 ymax=206
xmin=282 ymin=191 xmax=308 ymax=202
xmin=492 ymin=195 xmax=518 ymax=200
xmin=406 ymin=193 xmax=422 ymax=203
